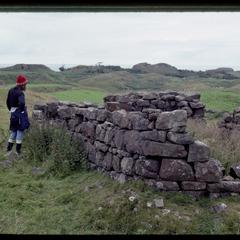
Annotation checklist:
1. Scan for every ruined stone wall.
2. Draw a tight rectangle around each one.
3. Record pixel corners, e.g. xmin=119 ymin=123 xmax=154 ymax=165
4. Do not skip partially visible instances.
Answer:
xmin=33 ymin=92 xmax=240 ymax=199
xmin=104 ymin=91 xmax=205 ymax=118
xmin=218 ymin=107 xmax=240 ymax=131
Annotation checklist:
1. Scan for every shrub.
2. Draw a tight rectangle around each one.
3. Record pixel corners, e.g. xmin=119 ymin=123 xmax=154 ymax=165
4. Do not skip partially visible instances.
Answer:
xmin=23 ymin=122 xmax=86 ymax=176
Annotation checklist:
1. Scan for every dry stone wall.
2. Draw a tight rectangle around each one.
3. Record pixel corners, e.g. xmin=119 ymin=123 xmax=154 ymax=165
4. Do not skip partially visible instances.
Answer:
xmin=33 ymin=91 xmax=240 ymax=199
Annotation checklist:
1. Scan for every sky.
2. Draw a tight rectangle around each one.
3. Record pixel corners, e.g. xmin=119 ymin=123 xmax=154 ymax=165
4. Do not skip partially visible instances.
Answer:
xmin=0 ymin=12 xmax=240 ymax=71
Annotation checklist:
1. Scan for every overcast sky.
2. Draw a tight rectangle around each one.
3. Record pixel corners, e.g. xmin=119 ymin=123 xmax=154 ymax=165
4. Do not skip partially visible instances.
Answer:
xmin=0 ymin=12 xmax=240 ymax=71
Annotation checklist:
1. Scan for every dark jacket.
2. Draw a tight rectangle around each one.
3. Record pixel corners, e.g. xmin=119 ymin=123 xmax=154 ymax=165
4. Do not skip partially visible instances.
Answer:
xmin=6 ymin=86 xmax=30 ymax=131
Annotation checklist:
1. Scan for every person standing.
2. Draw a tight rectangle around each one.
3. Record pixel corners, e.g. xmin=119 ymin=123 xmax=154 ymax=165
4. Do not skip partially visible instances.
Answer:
xmin=6 ymin=75 xmax=30 ymax=156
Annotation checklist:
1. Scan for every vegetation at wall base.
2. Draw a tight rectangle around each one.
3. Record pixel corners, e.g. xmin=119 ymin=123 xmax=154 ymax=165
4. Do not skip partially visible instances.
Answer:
xmin=22 ymin=122 xmax=86 ymax=177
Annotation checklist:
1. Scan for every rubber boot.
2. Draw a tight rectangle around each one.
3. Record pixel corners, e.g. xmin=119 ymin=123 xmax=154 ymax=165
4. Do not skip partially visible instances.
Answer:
xmin=7 ymin=142 xmax=14 ymax=152
xmin=16 ymin=143 xmax=22 ymax=155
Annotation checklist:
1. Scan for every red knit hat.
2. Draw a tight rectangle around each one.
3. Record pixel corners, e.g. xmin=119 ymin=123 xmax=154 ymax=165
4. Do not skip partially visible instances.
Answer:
xmin=16 ymin=75 xmax=28 ymax=85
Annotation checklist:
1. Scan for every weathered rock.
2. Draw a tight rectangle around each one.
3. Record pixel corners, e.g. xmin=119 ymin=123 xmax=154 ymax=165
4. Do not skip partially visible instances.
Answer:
xmin=189 ymin=102 xmax=204 ymax=109
xmin=137 ymin=99 xmax=150 ymax=107
xmin=223 ymin=112 xmax=233 ymax=123
xmin=188 ymin=140 xmax=210 ymax=162
xmin=141 ymin=141 xmax=187 ymax=158
xmin=103 ymin=127 xmax=115 ymax=146
xmin=177 ymin=101 xmax=188 ymax=108
xmin=121 ymin=157 xmax=135 ymax=175
xmin=113 ymin=129 xmax=125 ymax=149
xmin=96 ymin=109 xmax=108 ymax=122
xmin=105 ymin=102 xmax=120 ymax=112
xmin=156 ymin=110 xmax=187 ymax=130
xmin=95 ymin=141 xmax=108 ymax=152
xmin=153 ymin=198 xmax=164 ymax=208
xmin=47 ymin=102 xmax=59 ymax=118
xmin=181 ymin=106 xmax=193 ymax=117
xmin=155 ymin=181 xmax=179 ymax=191
xmin=230 ymin=163 xmax=240 ymax=179
xmin=167 ymin=132 xmax=194 ymax=145
xmin=181 ymin=181 xmax=206 ymax=191
xmin=223 ymin=175 xmax=234 ymax=181
xmin=32 ymin=110 xmax=44 ymax=120
xmin=115 ymin=173 xmax=128 ymax=184
xmin=112 ymin=110 xmax=131 ymax=129
xmin=193 ymin=108 xmax=205 ymax=118
xmin=141 ymin=130 xmax=166 ymax=142
xmin=159 ymin=159 xmax=195 ymax=181
xmin=124 ymin=131 xmax=143 ymax=154
xmin=102 ymin=152 xmax=113 ymax=170
xmin=112 ymin=155 xmax=121 ymax=172
xmin=195 ymin=159 xmax=224 ymax=182
xmin=135 ymin=158 xmax=160 ymax=178
xmin=95 ymin=151 xmax=105 ymax=166
xmin=221 ymin=181 xmax=240 ymax=192
xmin=128 ymin=112 xmax=150 ymax=131
xmin=211 ymin=203 xmax=227 ymax=213
xmin=86 ymin=142 xmax=96 ymax=163
xmin=80 ymin=122 xmax=96 ymax=139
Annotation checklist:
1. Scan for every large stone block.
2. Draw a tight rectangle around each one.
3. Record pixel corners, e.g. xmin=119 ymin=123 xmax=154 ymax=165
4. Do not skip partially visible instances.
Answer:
xmin=57 ymin=106 xmax=73 ymax=119
xmin=80 ymin=122 xmax=96 ymax=139
xmin=141 ymin=130 xmax=166 ymax=142
xmin=95 ymin=151 xmax=105 ymax=166
xmin=141 ymin=141 xmax=187 ymax=158
xmin=156 ymin=110 xmax=187 ymax=130
xmin=105 ymin=102 xmax=120 ymax=112
xmin=167 ymin=132 xmax=194 ymax=145
xmin=128 ymin=112 xmax=150 ymax=131
xmin=207 ymin=181 xmax=240 ymax=193
xmin=181 ymin=181 xmax=206 ymax=191
xmin=104 ymin=127 xmax=115 ymax=145
xmin=114 ymin=129 xmax=125 ymax=149
xmin=47 ymin=102 xmax=59 ymax=118
xmin=112 ymin=110 xmax=131 ymax=129
xmin=189 ymin=102 xmax=205 ymax=109
xmin=188 ymin=140 xmax=210 ymax=162
xmin=112 ymin=155 xmax=121 ymax=172
xmin=102 ymin=152 xmax=113 ymax=171
xmin=95 ymin=141 xmax=109 ymax=152
xmin=155 ymin=181 xmax=180 ymax=191
xmin=96 ymin=109 xmax=108 ymax=122
xmin=135 ymin=158 xmax=160 ymax=179
xmin=194 ymin=159 xmax=224 ymax=182
xmin=124 ymin=130 xmax=143 ymax=154
xmin=159 ymin=159 xmax=194 ymax=181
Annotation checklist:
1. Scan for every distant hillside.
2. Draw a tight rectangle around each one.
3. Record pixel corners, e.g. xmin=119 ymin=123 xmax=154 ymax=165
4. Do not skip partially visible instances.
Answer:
xmin=1 ymin=63 xmax=240 ymax=92
xmin=0 ymin=64 xmax=67 ymax=85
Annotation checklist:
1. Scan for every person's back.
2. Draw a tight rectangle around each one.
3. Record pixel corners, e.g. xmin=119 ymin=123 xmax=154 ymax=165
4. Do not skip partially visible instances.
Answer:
xmin=6 ymin=75 xmax=30 ymax=156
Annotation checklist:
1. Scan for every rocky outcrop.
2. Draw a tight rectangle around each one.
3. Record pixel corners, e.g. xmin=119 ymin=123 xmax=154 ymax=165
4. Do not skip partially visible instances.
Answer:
xmin=32 ymin=91 xmax=240 ymax=199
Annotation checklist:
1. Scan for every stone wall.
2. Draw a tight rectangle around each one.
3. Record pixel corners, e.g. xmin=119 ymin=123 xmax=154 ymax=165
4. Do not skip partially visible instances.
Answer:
xmin=104 ymin=91 xmax=205 ymax=118
xmin=218 ymin=107 xmax=240 ymax=131
xmin=32 ymin=92 xmax=240 ymax=199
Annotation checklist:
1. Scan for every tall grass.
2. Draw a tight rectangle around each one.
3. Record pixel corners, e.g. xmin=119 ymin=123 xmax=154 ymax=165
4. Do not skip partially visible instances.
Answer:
xmin=187 ymin=119 xmax=240 ymax=172
xmin=23 ymin=122 xmax=86 ymax=176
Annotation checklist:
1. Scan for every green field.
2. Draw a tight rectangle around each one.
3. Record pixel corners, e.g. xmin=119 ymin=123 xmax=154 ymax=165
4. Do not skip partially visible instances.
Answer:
xmin=201 ymin=89 xmax=240 ymax=112
xmin=50 ymin=88 xmax=107 ymax=104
